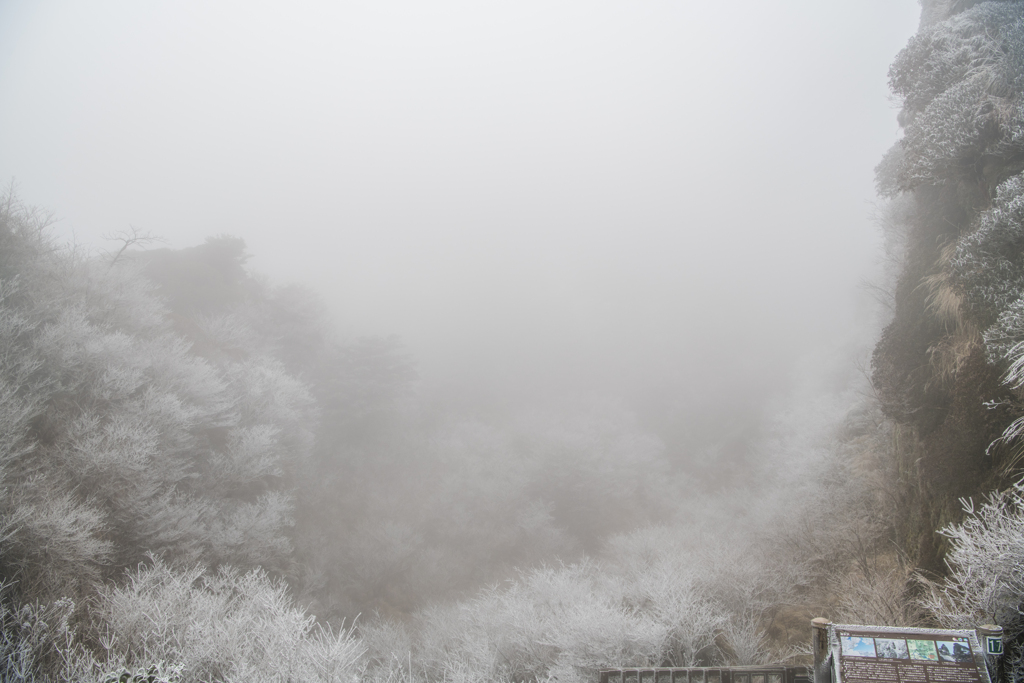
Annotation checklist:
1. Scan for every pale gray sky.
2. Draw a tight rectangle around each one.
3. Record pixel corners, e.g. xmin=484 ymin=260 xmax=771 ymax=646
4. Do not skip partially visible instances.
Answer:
xmin=0 ymin=0 xmax=920 ymax=407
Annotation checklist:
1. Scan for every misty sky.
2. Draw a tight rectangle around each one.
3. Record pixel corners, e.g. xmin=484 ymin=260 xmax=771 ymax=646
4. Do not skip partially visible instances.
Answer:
xmin=0 ymin=0 xmax=920 ymax=413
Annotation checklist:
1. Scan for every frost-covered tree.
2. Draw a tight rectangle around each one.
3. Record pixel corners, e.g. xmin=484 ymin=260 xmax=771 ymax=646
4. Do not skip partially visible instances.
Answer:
xmin=0 ymin=190 xmax=322 ymax=603
xmin=879 ymin=3 xmax=1024 ymax=200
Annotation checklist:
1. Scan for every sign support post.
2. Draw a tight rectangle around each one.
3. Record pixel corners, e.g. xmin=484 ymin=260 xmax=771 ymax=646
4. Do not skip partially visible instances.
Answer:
xmin=812 ymin=618 xmax=832 ymax=683
xmin=976 ymin=624 xmax=1002 ymax=683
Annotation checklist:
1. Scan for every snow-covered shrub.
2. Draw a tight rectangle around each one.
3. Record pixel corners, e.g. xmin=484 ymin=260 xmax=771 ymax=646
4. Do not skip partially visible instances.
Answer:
xmin=93 ymin=556 xmax=363 ymax=683
xmin=921 ymin=482 xmax=1024 ymax=672
xmin=358 ymin=619 xmax=415 ymax=683
xmin=0 ymin=588 xmax=76 ymax=682
xmin=830 ymin=559 xmax=927 ymax=628
xmin=693 ymin=541 xmax=803 ymax=665
xmin=952 ymin=175 xmax=1024 ymax=330
xmin=604 ymin=528 xmax=724 ymax=666
xmin=400 ymin=561 xmax=667 ymax=683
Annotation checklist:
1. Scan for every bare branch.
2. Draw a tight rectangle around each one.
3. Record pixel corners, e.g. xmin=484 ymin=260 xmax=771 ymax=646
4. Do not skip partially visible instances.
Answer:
xmin=103 ymin=225 xmax=166 ymax=267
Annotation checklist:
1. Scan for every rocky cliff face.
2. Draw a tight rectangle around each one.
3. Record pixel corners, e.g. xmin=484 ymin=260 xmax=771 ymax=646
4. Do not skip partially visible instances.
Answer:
xmin=873 ymin=0 xmax=1024 ymax=570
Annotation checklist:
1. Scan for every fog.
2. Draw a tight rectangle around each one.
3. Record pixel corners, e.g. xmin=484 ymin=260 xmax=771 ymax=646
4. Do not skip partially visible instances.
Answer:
xmin=4 ymin=4 xmax=988 ymax=671
xmin=10 ymin=4 xmax=1024 ymax=678
xmin=0 ymin=0 xmax=919 ymax=421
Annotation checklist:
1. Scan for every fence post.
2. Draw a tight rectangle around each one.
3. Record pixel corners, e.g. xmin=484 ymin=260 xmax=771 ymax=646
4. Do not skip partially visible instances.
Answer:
xmin=976 ymin=624 xmax=1003 ymax=683
xmin=812 ymin=618 xmax=831 ymax=683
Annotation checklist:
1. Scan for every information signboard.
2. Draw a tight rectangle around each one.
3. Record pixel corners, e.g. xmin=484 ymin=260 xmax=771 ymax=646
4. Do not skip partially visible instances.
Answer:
xmin=830 ymin=625 xmax=991 ymax=683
